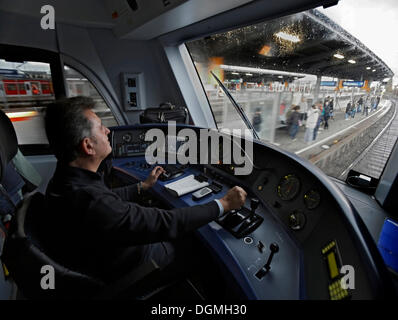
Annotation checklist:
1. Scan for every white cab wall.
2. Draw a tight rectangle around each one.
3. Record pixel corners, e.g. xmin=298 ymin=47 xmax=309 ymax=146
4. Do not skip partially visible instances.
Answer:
xmin=0 ymin=10 xmax=57 ymax=51
xmin=85 ymin=28 xmax=186 ymax=124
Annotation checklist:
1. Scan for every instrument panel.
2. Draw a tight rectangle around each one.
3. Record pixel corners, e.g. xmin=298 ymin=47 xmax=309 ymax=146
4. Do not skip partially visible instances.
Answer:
xmin=112 ymin=127 xmax=189 ymax=160
xmin=112 ymin=129 xmax=149 ymax=157
xmin=248 ymin=166 xmax=327 ymax=243
xmin=109 ymin=124 xmax=394 ymax=300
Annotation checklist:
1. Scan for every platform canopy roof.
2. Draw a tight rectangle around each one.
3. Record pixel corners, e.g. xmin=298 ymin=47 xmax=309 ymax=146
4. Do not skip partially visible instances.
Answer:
xmin=188 ymin=9 xmax=393 ymax=84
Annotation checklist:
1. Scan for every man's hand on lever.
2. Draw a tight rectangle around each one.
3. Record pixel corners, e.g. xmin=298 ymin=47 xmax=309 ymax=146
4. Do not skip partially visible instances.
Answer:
xmin=142 ymin=166 xmax=165 ymax=190
xmin=219 ymin=186 xmax=247 ymax=212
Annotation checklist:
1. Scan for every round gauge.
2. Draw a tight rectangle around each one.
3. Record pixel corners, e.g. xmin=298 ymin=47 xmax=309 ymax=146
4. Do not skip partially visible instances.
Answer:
xmin=139 ymin=133 xmax=146 ymax=140
xmin=277 ymin=174 xmax=301 ymax=201
xmin=289 ymin=210 xmax=306 ymax=231
xmin=122 ymin=133 xmax=132 ymax=143
xmin=304 ymin=190 xmax=321 ymax=210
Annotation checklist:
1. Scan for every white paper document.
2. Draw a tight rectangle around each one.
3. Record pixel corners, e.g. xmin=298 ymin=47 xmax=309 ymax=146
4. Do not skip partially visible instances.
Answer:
xmin=164 ymin=174 xmax=209 ymax=197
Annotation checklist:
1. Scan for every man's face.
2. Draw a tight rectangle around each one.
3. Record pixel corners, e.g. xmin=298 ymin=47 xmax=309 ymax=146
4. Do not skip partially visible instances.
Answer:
xmin=85 ymin=109 xmax=112 ymax=160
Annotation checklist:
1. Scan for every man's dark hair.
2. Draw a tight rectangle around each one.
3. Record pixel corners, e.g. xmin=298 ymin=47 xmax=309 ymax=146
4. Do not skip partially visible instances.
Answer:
xmin=45 ymin=96 xmax=95 ymax=163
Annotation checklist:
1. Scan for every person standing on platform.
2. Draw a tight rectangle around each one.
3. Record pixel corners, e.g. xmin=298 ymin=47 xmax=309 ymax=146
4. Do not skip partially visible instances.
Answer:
xmin=313 ymin=101 xmax=323 ymax=140
xmin=363 ymin=99 xmax=369 ymax=116
xmin=323 ymin=99 xmax=330 ymax=130
xmin=252 ymin=107 xmax=262 ymax=134
xmin=363 ymin=96 xmax=368 ymax=116
xmin=376 ymin=96 xmax=380 ymax=110
xmin=287 ymin=105 xmax=300 ymax=141
xmin=345 ymin=101 xmax=352 ymax=120
xmin=370 ymin=96 xmax=376 ymax=111
xmin=329 ymin=97 xmax=334 ymax=120
xmin=358 ymin=96 xmax=363 ymax=113
xmin=351 ymin=100 xmax=356 ymax=118
xmin=304 ymin=104 xmax=319 ymax=144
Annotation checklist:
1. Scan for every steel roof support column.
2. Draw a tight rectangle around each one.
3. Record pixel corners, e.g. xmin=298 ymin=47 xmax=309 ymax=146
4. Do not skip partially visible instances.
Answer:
xmin=313 ymin=75 xmax=321 ymax=102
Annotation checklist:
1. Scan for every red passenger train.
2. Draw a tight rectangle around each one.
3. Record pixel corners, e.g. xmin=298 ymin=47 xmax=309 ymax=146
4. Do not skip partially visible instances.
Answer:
xmin=0 ymin=69 xmax=54 ymax=106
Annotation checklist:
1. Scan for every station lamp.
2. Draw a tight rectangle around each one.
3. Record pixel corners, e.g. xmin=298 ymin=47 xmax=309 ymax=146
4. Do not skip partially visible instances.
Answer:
xmin=333 ymin=53 xmax=344 ymax=59
xmin=274 ymin=31 xmax=300 ymax=43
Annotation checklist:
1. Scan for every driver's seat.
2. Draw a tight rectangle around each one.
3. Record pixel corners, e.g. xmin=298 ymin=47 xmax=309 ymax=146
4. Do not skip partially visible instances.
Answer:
xmin=2 ymin=185 xmax=167 ymax=300
xmin=2 ymin=192 xmax=108 ymax=299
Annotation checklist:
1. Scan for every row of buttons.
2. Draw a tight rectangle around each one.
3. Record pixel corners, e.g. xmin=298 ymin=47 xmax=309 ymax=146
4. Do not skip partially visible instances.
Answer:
xmin=329 ymin=280 xmax=349 ymax=300
xmin=322 ymin=241 xmax=336 ymax=254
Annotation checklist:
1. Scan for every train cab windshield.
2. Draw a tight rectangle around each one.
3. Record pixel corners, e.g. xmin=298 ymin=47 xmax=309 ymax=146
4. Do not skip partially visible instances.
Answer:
xmin=185 ymin=5 xmax=396 ymax=182
xmin=0 ymin=0 xmax=398 ymax=304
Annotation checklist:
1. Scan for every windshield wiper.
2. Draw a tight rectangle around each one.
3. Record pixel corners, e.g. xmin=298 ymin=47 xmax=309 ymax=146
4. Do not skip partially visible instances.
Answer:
xmin=210 ymin=71 xmax=259 ymax=140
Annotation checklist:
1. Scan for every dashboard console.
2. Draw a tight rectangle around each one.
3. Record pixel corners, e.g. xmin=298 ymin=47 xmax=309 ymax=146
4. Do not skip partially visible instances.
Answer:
xmin=109 ymin=124 xmax=396 ymax=300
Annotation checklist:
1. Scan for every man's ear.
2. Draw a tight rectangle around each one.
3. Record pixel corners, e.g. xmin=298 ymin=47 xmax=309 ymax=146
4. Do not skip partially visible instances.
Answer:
xmin=81 ymin=137 xmax=95 ymax=156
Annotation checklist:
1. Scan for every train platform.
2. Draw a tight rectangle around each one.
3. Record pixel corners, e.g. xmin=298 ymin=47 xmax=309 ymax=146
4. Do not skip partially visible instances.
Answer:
xmin=270 ymin=100 xmax=393 ymax=162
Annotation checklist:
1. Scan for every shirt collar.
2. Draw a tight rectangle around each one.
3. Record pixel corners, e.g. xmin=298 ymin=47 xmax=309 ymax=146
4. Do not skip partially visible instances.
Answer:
xmin=54 ymin=162 xmax=103 ymax=185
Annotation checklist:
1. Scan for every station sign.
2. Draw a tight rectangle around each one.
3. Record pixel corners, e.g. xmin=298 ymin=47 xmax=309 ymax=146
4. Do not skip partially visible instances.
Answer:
xmin=343 ymin=81 xmax=364 ymax=87
xmin=321 ymin=81 xmax=337 ymax=86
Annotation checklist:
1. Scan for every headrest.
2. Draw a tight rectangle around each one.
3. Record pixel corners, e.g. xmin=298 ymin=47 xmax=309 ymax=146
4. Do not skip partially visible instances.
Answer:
xmin=0 ymin=109 xmax=18 ymax=181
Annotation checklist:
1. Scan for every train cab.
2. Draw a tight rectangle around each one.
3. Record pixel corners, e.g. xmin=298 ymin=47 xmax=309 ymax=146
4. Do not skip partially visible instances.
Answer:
xmin=0 ymin=0 xmax=398 ymax=303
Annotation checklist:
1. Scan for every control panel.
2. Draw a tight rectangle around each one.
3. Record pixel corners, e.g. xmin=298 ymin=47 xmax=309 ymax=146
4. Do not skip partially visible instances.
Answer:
xmin=120 ymin=72 xmax=146 ymax=110
xmin=109 ymin=125 xmax=391 ymax=300
xmin=112 ymin=129 xmax=149 ymax=157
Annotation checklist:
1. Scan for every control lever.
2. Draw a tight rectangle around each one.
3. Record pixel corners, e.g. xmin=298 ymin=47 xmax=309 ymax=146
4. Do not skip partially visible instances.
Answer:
xmin=234 ymin=199 xmax=254 ymax=224
xmin=222 ymin=210 xmax=246 ymax=229
xmin=234 ymin=198 xmax=261 ymax=236
xmin=250 ymin=198 xmax=260 ymax=213
xmin=255 ymin=243 xmax=279 ymax=279
xmin=264 ymin=243 xmax=279 ymax=271
xmin=218 ymin=198 xmax=264 ymax=238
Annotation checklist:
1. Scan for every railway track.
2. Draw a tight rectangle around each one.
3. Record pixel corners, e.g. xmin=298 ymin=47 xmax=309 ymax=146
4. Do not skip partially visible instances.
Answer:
xmin=350 ymin=100 xmax=398 ymax=178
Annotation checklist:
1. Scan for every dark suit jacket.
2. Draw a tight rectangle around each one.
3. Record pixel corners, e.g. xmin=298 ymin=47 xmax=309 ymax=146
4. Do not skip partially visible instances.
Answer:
xmin=38 ymin=163 xmax=219 ymax=282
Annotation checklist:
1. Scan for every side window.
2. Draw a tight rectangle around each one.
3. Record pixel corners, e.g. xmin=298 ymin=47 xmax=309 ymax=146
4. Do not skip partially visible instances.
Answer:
xmin=64 ymin=65 xmax=118 ymax=127
xmin=0 ymin=59 xmax=54 ymax=146
xmin=0 ymin=60 xmax=118 ymax=150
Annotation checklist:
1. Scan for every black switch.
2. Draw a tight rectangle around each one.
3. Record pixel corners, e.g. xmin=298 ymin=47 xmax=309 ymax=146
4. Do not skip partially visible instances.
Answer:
xmin=127 ymin=0 xmax=138 ymax=11
xmin=257 ymin=241 xmax=265 ymax=253
xmin=250 ymin=198 xmax=260 ymax=213
xmin=264 ymin=243 xmax=279 ymax=271
xmin=255 ymin=267 xmax=267 ymax=280
xmin=255 ymin=243 xmax=279 ymax=279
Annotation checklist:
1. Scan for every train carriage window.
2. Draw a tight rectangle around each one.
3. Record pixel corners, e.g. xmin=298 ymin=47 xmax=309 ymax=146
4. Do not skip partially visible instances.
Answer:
xmin=186 ymin=2 xmax=398 ymax=181
xmin=5 ymin=83 xmax=17 ymax=92
xmin=17 ymin=83 xmax=26 ymax=93
xmin=40 ymin=83 xmax=50 ymax=92
xmin=64 ymin=65 xmax=118 ymax=128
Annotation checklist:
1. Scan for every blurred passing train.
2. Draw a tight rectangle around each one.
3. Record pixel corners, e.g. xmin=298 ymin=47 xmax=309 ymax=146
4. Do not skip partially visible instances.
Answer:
xmin=0 ymin=69 xmax=54 ymax=106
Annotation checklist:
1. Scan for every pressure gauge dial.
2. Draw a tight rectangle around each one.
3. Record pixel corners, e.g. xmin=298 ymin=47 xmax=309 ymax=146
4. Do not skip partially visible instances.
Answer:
xmin=304 ymin=190 xmax=321 ymax=210
xmin=122 ymin=133 xmax=132 ymax=143
xmin=277 ymin=174 xmax=301 ymax=201
xmin=289 ymin=210 xmax=306 ymax=231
